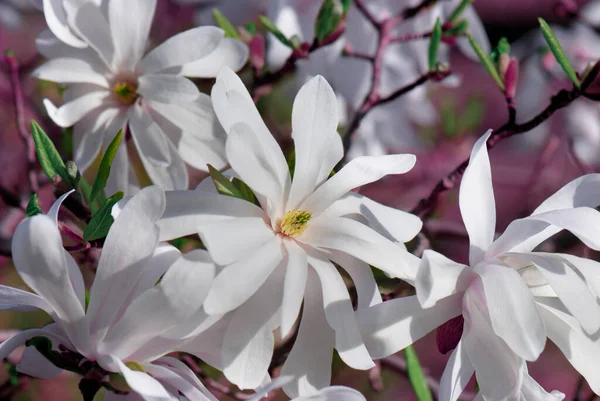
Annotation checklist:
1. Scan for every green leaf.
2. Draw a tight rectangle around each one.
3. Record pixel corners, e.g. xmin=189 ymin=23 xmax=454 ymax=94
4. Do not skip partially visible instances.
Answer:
xmin=31 ymin=120 xmax=70 ymax=184
xmin=538 ymin=18 xmax=581 ymax=89
xmin=245 ymin=22 xmax=256 ymax=36
xmin=404 ymin=345 xmax=434 ymax=401
xmin=445 ymin=19 xmax=468 ymax=36
xmin=428 ymin=18 xmax=442 ymax=71
xmin=448 ymin=0 xmax=474 ymax=22
xmin=212 ymin=9 xmax=240 ymax=39
xmin=260 ymin=15 xmax=294 ymax=48
xmin=90 ymin=130 xmax=123 ymax=206
xmin=208 ymin=164 xmax=245 ymax=198
xmin=467 ymin=34 xmax=505 ymax=91
xmin=232 ymin=177 xmax=258 ymax=204
xmin=490 ymin=37 xmax=510 ymax=64
xmin=315 ymin=0 xmax=349 ymax=44
xmin=25 ymin=193 xmax=42 ymax=217
xmin=83 ymin=191 xmax=124 ymax=242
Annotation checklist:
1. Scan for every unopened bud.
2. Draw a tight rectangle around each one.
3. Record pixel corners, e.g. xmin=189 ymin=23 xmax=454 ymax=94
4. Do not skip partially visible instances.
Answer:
xmin=248 ymin=35 xmax=265 ymax=72
xmin=503 ymin=58 xmax=519 ymax=99
xmin=497 ymin=53 xmax=511 ymax=78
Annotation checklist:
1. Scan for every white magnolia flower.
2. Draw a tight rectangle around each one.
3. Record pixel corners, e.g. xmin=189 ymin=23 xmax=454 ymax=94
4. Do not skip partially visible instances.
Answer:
xmin=33 ymin=0 xmax=248 ymax=194
xmin=0 ymin=186 xmax=221 ymax=401
xmin=357 ymin=130 xmax=600 ymax=400
xmin=248 ymin=378 xmax=367 ymax=401
xmin=156 ymin=67 xmax=422 ymax=396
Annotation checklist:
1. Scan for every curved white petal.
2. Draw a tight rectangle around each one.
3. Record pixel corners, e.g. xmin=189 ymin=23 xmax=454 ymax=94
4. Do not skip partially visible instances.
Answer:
xmin=72 ymin=2 xmax=114 ymax=67
xmin=32 ymin=58 xmax=109 ymax=87
xmin=178 ymin=38 xmax=249 ymax=78
xmin=157 ymin=189 xmax=264 ymax=241
xmin=0 ymin=285 xmax=53 ymax=313
xmin=43 ymin=0 xmax=87 ymax=48
xmin=281 ymin=269 xmax=335 ymax=398
xmin=295 ymin=386 xmax=367 ymax=401
xmin=305 ymin=217 xmax=420 ymax=282
xmin=87 ymin=186 xmax=164 ymax=343
xmin=475 ymin=263 xmax=546 ymax=361
xmin=280 ymin=240 xmax=308 ymax=338
xmin=416 ymin=250 xmax=472 ymax=308
xmin=140 ymin=26 xmax=224 ymax=74
xmin=197 ymin=217 xmax=275 ymax=266
xmin=102 ymin=355 xmax=172 ymax=400
xmin=43 ymin=91 xmax=109 ymax=128
xmin=137 ymin=74 xmax=200 ymax=104
xmin=203 ymin=237 xmax=284 ymax=315
xmin=0 ymin=328 xmax=72 ymax=361
xmin=439 ymin=340 xmax=474 ymax=401
xmin=108 ymin=0 xmax=156 ymax=70
xmin=356 ymin=293 xmax=463 ymax=359
xmin=73 ymin=107 xmax=120 ymax=172
xmin=286 ymin=75 xmax=343 ymax=210
xmin=128 ymin=104 xmax=171 ymax=166
xmin=330 ymin=251 xmax=381 ymax=310
xmin=459 ymin=129 xmax=495 ymax=266
xmin=307 ymin=251 xmax=374 ymax=370
xmin=300 ymin=154 xmax=416 ymax=217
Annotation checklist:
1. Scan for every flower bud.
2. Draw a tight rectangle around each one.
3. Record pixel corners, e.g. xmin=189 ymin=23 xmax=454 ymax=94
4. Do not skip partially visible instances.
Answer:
xmin=503 ymin=58 xmax=519 ymax=100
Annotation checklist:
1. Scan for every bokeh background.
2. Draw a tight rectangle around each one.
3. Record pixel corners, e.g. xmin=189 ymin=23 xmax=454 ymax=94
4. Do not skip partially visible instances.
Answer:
xmin=0 ymin=0 xmax=598 ymax=399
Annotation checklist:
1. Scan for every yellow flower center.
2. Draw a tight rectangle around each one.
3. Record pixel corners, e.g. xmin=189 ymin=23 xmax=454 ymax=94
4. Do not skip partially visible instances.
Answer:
xmin=279 ymin=210 xmax=312 ymax=237
xmin=113 ymin=81 xmax=139 ymax=105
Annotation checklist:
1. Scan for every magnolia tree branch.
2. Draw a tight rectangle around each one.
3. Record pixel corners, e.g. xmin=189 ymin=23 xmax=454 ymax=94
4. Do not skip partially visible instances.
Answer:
xmin=341 ymin=1 xmax=450 ymax=155
xmin=410 ymin=86 xmax=582 ymax=218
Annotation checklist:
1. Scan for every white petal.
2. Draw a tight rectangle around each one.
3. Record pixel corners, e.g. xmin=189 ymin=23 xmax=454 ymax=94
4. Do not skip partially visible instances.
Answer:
xmin=11 ymin=216 xmax=90 ymax=353
xmin=74 ymin=107 xmax=121 ymax=172
xmin=538 ymin=300 xmax=600 ymax=394
xmin=87 ymin=186 xmax=164 ymax=343
xmin=476 ymin=263 xmax=546 ymax=361
xmin=204 ymin=237 xmax=284 ymax=315
xmin=109 ymin=0 xmax=156 ymax=70
xmin=197 ymin=217 xmax=276 ymax=265
xmin=286 ymin=75 xmax=343 ymax=210
xmin=222 ymin=270 xmax=284 ymax=390
xmin=32 ymin=58 xmax=108 ymax=86
xmin=462 ymin=280 xmax=524 ymax=401
xmin=72 ymin=2 xmax=114 ymax=67
xmin=519 ymin=253 xmax=600 ymax=335
xmin=439 ymin=340 xmax=474 ymax=401
xmin=226 ymin=122 xmax=289 ymax=215
xmin=300 ymin=154 xmax=417 ymax=217
xmin=178 ymin=37 xmax=249 ymax=78
xmin=357 ymin=293 xmax=463 ymax=359
xmin=416 ymin=250 xmax=472 ymax=309
xmin=106 ymin=356 xmax=172 ymax=400
xmin=459 ymin=129 xmax=495 ymax=266
xmin=158 ymin=189 xmax=264 ymax=241
xmin=322 ymin=192 xmax=422 ymax=243
xmin=18 ymin=344 xmax=62 ymax=379
xmin=154 ymin=357 xmax=219 ymax=401
xmin=524 ymin=208 xmax=600 ymax=250
xmin=44 ymin=91 xmax=109 ymax=127
xmin=140 ymin=26 xmax=224 ymax=74
xmin=128 ymin=104 xmax=171 ymax=166
xmin=100 ymin=250 xmax=215 ymax=359
xmin=307 ymin=251 xmax=374 ymax=370
xmin=521 ymin=371 xmax=566 ymax=401
xmin=247 ymin=376 xmax=294 ymax=401
xmin=555 ymin=253 xmax=600 ymax=300
xmin=330 ymin=251 xmax=381 ymax=310
xmin=281 ymin=269 xmax=335 ymax=397
xmin=0 ymin=328 xmax=71 ymax=361
xmin=280 ymin=240 xmax=308 ymax=339
xmin=0 ymin=285 xmax=53 ymax=313
xmin=137 ymin=74 xmax=200 ymax=104
xmin=305 ymin=217 xmax=420 ymax=282
xmin=43 ymin=0 xmax=87 ymax=48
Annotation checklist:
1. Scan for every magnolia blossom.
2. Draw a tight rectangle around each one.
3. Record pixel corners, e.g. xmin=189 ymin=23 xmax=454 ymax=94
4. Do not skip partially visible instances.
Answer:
xmin=0 ymin=186 xmax=223 ymax=401
xmin=356 ymin=130 xmax=600 ymax=400
xmin=266 ymin=0 xmax=487 ymax=158
xmin=156 ymin=67 xmax=422 ymax=396
xmin=515 ymin=22 xmax=600 ymax=165
xmin=33 ymin=0 xmax=248 ymax=194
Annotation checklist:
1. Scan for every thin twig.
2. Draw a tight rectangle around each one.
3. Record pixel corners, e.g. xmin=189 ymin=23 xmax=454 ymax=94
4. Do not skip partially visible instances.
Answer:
xmin=410 ymin=86 xmax=582 ymax=218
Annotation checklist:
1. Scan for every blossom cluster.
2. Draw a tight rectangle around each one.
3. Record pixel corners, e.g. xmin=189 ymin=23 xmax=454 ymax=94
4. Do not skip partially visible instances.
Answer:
xmin=2 ymin=0 xmax=600 ymax=401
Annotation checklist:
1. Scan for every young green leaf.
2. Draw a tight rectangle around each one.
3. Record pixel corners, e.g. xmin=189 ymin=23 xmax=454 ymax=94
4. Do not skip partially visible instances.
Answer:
xmin=448 ymin=0 xmax=474 ymax=22
xmin=245 ymin=22 xmax=257 ymax=36
xmin=490 ymin=37 xmax=510 ymax=64
xmin=428 ymin=18 xmax=442 ymax=71
xmin=315 ymin=0 xmax=346 ymax=44
xmin=538 ymin=18 xmax=581 ymax=89
xmin=83 ymin=191 xmax=124 ymax=242
xmin=260 ymin=15 xmax=294 ymax=48
xmin=25 ymin=193 xmax=42 ymax=217
xmin=31 ymin=120 xmax=70 ymax=184
xmin=213 ymin=9 xmax=240 ymax=40
xmin=404 ymin=345 xmax=434 ymax=401
xmin=467 ymin=34 xmax=505 ymax=91
xmin=232 ymin=177 xmax=258 ymax=204
xmin=90 ymin=130 xmax=123 ymax=205
xmin=208 ymin=164 xmax=245 ymax=198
